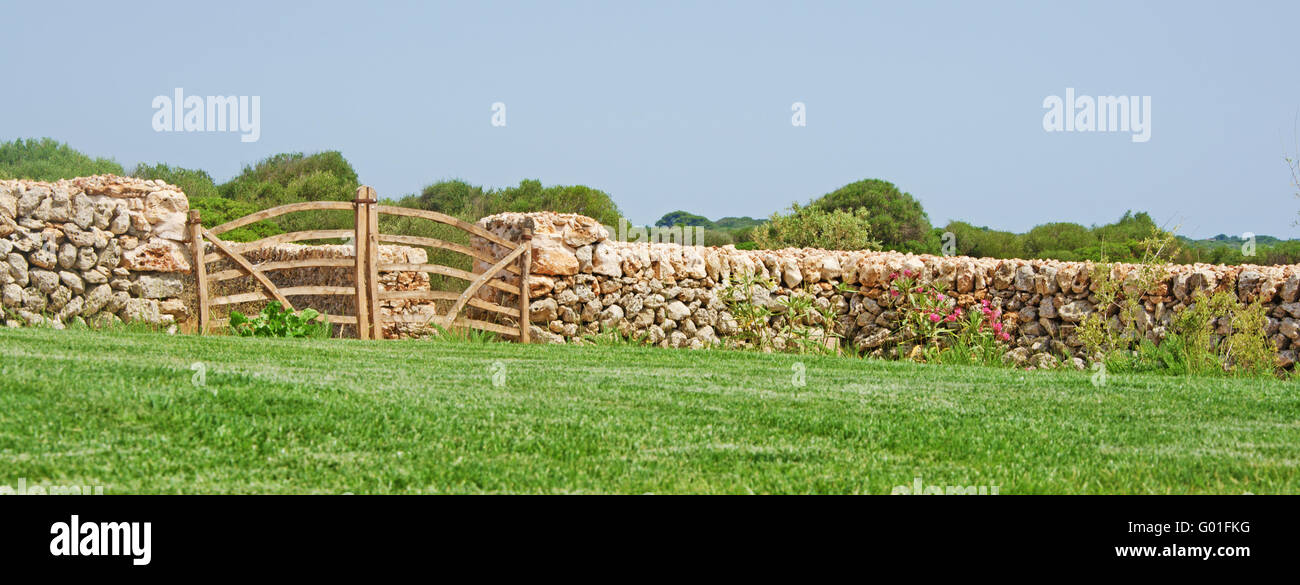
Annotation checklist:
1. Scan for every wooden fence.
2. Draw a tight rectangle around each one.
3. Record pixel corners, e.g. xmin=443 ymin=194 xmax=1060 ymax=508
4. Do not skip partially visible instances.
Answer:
xmin=188 ymin=186 xmax=532 ymax=341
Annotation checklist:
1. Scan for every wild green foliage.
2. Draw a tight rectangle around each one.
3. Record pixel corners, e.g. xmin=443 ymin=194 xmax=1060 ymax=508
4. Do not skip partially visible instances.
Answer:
xmin=184 ymin=196 xmax=282 ymax=242
xmin=0 ymin=138 xmax=123 ymax=180
xmin=398 ymin=179 xmax=491 ymax=218
xmin=719 ymin=272 xmax=777 ymax=349
xmin=718 ymin=272 xmax=841 ymax=354
xmin=130 ymin=162 xmax=221 ymax=199
xmin=654 ymin=211 xmax=763 ymax=246
xmin=752 ymin=203 xmax=879 ymax=250
xmin=219 ymin=151 xmax=359 ymax=235
xmin=1077 ymin=226 xmax=1279 ymax=378
xmin=1165 ymin=291 xmax=1277 ymax=377
xmin=1079 ymin=228 xmax=1177 ymax=361
xmin=228 ymin=302 xmax=330 ymax=338
xmin=427 ymin=323 xmax=501 ymax=344
xmin=946 ymin=212 xmax=1173 ymax=263
xmin=812 ymin=179 xmax=934 ymax=253
xmin=398 ymin=179 xmax=623 ymax=226
xmin=1177 ymin=234 xmax=1300 ymax=265
xmin=655 ymin=210 xmax=712 ymax=227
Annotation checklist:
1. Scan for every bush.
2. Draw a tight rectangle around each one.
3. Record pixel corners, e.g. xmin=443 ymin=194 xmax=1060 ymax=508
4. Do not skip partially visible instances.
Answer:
xmin=942 ymin=221 xmax=1026 ymax=259
xmin=0 ymin=138 xmax=123 ymax=180
xmin=700 ymin=229 xmax=734 ymax=247
xmin=397 ymin=180 xmax=491 ymax=218
xmin=397 ymin=179 xmax=623 ymax=226
xmin=188 ymin=196 xmax=283 ymax=242
xmin=130 ymin=162 xmax=220 ymax=199
xmin=656 ymin=210 xmax=712 ymax=228
xmin=496 ymin=180 xmax=622 ymax=226
xmin=813 ymin=179 xmax=932 ymax=253
xmin=229 ymin=302 xmax=330 ymax=338
xmin=1024 ymin=222 xmax=1094 ymax=257
xmin=752 ymin=203 xmax=878 ymax=250
xmin=219 ymin=151 xmax=359 ymax=235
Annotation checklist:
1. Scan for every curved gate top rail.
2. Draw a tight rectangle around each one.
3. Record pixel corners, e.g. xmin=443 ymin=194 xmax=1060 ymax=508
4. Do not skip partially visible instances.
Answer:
xmin=189 ymin=186 xmax=533 ymax=342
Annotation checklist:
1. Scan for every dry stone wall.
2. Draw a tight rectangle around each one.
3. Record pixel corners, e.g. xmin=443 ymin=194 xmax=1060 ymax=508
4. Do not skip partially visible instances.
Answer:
xmin=1 ymin=176 xmax=192 ymax=329
xmin=475 ymin=211 xmax=1300 ymax=369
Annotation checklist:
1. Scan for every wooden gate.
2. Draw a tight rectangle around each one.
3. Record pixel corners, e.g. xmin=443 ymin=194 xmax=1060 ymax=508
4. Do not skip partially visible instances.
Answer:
xmin=189 ymin=186 xmax=532 ymax=341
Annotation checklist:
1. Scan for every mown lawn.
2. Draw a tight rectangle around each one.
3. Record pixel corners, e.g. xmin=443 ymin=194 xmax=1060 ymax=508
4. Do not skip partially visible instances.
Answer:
xmin=0 ymin=327 xmax=1296 ymax=494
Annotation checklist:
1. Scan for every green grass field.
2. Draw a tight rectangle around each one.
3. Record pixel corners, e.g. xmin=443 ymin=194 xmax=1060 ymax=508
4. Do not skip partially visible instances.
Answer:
xmin=1 ymin=327 xmax=1296 ymax=494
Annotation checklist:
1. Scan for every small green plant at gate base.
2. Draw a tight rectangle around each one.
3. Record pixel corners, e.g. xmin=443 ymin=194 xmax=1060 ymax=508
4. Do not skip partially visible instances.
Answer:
xmin=229 ymin=302 xmax=330 ymax=338
xmin=428 ymin=323 xmax=501 ymax=344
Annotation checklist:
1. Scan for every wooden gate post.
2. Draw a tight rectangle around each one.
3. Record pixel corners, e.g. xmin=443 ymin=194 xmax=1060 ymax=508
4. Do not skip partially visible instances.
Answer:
xmin=365 ymin=190 xmax=382 ymax=340
xmin=353 ymin=188 xmax=374 ymax=340
xmin=188 ymin=210 xmax=209 ymax=334
xmin=518 ymin=225 xmax=532 ymax=344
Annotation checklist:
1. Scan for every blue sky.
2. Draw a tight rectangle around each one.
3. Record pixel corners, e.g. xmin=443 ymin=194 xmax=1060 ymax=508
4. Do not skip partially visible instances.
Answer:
xmin=3 ymin=0 xmax=1298 ymax=238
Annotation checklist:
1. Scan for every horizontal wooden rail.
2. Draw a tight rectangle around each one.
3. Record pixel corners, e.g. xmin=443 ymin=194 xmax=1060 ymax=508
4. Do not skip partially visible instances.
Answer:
xmin=375 ymin=233 xmax=519 ymax=274
xmin=210 ymin=286 xmax=355 ymax=306
xmin=208 ymin=201 xmax=355 ymax=236
xmin=203 ymin=230 xmax=354 ymax=263
xmin=377 ymin=289 xmax=521 ymax=318
xmin=207 ymin=258 xmax=357 ymax=283
xmin=373 ymin=205 xmax=517 ymax=249
xmin=383 ymin=314 xmax=520 ymax=337
xmin=204 ymin=229 xmax=294 ymax=310
xmin=377 ymin=263 xmax=522 ymax=295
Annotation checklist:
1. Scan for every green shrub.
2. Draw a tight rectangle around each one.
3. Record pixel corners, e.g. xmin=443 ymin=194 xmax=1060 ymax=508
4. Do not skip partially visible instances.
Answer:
xmin=0 ymin=138 xmax=123 ymax=180
xmin=655 ymin=210 xmax=713 ymax=228
xmin=130 ymin=162 xmax=220 ymax=199
xmin=1079 ymin=229 xmax=1176 ymax=361
xmin=813 ymin=179 xmax=932 ymax=253
xmin=219 ymin=151 xmax=359 ymax=235
xmin=752 ymin=203 xmax=878 ymax=250
xmin=397 ymin=179 xmax=623 ymax=226
xmin=229 ymin=302 xmax=329 ymax=338
xmin=188 ymin=196 xmax=283 ymax=242
xmin=701 ymin=229 xmax=734 ymax=247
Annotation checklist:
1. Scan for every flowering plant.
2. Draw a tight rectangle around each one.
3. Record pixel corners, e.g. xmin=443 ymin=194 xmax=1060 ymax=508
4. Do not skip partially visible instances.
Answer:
xmin=888 ymin=270 xmax=956 ymax=347
xmin=887 ymin=271 xmax=1012 ymax=364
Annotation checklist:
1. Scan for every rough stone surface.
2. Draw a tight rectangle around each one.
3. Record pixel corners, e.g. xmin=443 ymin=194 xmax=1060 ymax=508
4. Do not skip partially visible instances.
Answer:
xmin=1 ymin=176 xmax=191 ymax=328
xmin=463 ymin=211 xmax=1300 ymax=369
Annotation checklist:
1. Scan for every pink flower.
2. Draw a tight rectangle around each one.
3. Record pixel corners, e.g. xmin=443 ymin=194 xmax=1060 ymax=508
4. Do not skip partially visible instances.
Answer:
xmin=914 ymin=287 xmax=923 ymax=293
xmin=981 ymin=299 xmax=991 ymax=309
xmin=890 ymin=289 xmax=900 ymax=297
xmin=889 ymin=272 xmax=898 ymax=281
xmin=929 ymin=313 xmax=941 ymax=323
xmin=936 ymin=293 xmax=945 ymax=301
xmin=953 ymin=307 xmax=963 ymax=317
xmin=992 ymin=321 xmax=1003 ymax=333
xmin=999 ymin=332 xmax=1011 ymax=341
xmin=945 ymin=313 xmax=957 ymax=323
xmin=903 ymin=270 xmax=914 ymax=278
